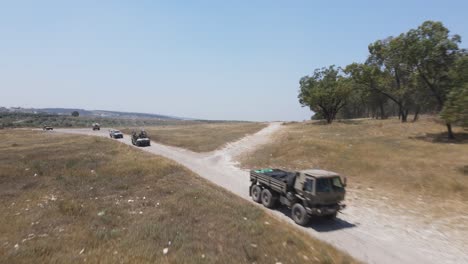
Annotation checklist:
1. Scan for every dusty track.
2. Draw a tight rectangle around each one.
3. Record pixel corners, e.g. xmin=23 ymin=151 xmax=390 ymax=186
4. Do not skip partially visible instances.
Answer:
xmin=55 ymin=125 xmax=467 ymax=264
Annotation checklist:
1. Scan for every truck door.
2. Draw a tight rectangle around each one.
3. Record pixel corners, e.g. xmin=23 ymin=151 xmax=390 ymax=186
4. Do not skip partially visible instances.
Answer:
xmin=302 ymin=177 xmax=316 ymax=206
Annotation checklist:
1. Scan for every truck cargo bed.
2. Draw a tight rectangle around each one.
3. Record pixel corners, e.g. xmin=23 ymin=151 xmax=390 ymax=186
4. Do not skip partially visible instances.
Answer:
xmin=250 ymin=169 xmax=297 ymax=193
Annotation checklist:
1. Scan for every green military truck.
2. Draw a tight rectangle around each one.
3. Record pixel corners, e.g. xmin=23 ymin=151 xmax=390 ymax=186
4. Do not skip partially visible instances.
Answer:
xmin=250 ymin=169 xmax=346 ymax=226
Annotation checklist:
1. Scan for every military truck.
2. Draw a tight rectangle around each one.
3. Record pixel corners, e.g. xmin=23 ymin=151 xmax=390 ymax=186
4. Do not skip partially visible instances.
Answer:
xmin=250 ymin=169 xmax=346 ymax=226
xmin=131 ymin=130 xmax=151 ymax=147
xmin=92 ymin=123 xmax=100 ymax=131
xmin=42 ymin=126 xmax=53 ymax=131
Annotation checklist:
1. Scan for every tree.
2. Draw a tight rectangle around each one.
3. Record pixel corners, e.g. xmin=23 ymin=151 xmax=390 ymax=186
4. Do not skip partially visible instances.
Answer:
xmin=367 ymin=36 xmax=419 ymax=122
xmin=344 ymin=63 xmax=394 ymax=119
xmin=71 ymin=111 xmax=79 ymax=117
xmin=298 ymin=66 xmax=350 ymax=124
xmin=441 ymin=53 xmax=468 ymax=128
xmin=405 ymin=21 xmax=462 ymax=138
xmin=442 ymin=83 xmax=468 ymax=128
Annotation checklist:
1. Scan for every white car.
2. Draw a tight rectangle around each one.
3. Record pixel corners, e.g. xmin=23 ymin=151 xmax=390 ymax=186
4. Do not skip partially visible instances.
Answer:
xmin=109 ymin=129 xmax=124 ymax=139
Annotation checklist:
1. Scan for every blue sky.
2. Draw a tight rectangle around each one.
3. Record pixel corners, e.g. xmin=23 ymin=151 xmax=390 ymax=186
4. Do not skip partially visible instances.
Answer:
xmin=1 ymin=1 xmax=467 ymax=121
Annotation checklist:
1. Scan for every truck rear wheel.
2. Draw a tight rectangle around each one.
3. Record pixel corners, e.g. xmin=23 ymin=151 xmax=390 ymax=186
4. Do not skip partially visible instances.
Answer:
xmin=291 ymin=203 xmax=309 ymax=226
xmin=261 ymin=189 xmax=276 ymax=208
xmin=251 ymin=185 xmax=262 ymax=203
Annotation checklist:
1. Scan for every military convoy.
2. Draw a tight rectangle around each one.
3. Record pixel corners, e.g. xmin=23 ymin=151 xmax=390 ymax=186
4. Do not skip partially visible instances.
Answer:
xmin=131 ymin=130 xmax=151 ymax=147
xmin=250 ymin=168 xmax=346 ymax=226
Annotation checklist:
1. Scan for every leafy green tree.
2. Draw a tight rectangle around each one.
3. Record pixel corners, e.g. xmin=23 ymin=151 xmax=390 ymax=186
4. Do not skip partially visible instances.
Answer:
xmin=367 ymin=36 xmax=419 ymax=122
xmin=345 ymin=63 xmax=397 ymax=119
xmin=441 ymin=53 xmax=468 ymax=129
xmin=405 ymin=21 xmax=462 ymax=137
xmin=442 ymin=83 xmax=468 ymax=128
xmin=311 ymin=111 xmax=324 ymax=120
xmin=299 ymin=66 xmax=351 ymax=124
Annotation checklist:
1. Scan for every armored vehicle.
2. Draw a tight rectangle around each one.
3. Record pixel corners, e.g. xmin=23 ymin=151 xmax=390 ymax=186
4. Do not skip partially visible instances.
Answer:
xmin=131 ymin=130 xmax=150 ymax=147
xmin=92 ymin=123 xmax=100 ymax=131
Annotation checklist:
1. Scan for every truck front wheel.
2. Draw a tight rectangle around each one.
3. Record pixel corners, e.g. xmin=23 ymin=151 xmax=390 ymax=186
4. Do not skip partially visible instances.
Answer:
xmin=251 ymin=185 xmax=262 ymax=203
xmin=291 ymin=203 xmax=309 ymax=226
xmin=324 ymin=212 xmax=337 ymax=220
xmin=261 ymin=189 xmax=276 ymax=208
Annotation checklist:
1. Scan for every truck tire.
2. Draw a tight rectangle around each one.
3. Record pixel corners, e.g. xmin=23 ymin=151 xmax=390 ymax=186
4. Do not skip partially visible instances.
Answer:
xmin=324 ymin=212 xmax=337 ymax=220
xmin=251 ymin=185 xmax=262 ymax=203
xmin=291 ymin=203 xmax=309 ymax=226
xmin=261 ymin=189 xmax=276 ymax=208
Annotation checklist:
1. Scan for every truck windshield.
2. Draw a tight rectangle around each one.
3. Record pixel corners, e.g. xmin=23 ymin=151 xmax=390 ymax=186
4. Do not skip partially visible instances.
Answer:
xmin=316 ymin=177 xmax=344 ymax=192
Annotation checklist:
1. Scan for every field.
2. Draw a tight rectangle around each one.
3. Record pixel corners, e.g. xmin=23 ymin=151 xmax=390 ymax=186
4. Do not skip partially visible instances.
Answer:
xmin=121 ymin=122 xmax=267 ymax=152
xmin=239 ymin=117 xmax=468 ymax=203
xmin=0 ymin=130 xmax=355 ymax=263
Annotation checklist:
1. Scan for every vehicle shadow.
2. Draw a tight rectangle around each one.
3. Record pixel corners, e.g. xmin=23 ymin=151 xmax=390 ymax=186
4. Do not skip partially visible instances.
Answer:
xmin=275 ymin=206 xmax=357 ymax=232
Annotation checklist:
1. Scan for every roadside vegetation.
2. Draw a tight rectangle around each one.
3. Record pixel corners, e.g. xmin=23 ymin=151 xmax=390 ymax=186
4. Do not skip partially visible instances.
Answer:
xmin=0 ymin=130 xmax=355 ymax=263
xmin=0 ymin=112 xmax=228 ymax=129
xmin=298 ymin=21 xmax=467 ymax=139
xmin=240 ymin=118 xmax=468 ymax=202
xmin=121 ymin=123 xmax=267 ymax=152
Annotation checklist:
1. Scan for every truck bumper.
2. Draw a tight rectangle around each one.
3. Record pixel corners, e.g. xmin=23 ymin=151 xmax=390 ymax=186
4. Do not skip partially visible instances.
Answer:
xmin=307 ymin=204 xmax=345 ymax=216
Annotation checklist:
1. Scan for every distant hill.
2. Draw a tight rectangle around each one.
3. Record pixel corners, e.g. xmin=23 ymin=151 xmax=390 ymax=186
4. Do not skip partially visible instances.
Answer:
xmin=2 ymin=107 xmax=188 ymax=120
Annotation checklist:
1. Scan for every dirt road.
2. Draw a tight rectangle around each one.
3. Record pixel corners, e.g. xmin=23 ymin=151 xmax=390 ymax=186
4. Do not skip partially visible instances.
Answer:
xmin=55 ymin=125 xmax=467 ymax=264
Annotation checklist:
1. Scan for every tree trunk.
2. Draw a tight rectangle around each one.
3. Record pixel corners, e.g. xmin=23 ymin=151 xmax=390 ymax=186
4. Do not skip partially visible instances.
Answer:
xmin=446 ymin=123 xmax=455 ymax=139
xmin=413 ymin=106 xmax=420 ymax=122
xmin=380 ymin=103 xmax=386 ymax=119
xmin=401 ymin=109 xmax=408 ymax=122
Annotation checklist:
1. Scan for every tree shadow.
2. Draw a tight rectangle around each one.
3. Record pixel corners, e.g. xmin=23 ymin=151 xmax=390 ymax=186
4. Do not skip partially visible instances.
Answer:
xmin=307 ymin=119 xmax=370 ymax=126
xmin=336 ymin=119 xmax=369 ymax=125
xmin=410 ymin=131 xmax=468 ymax=144
xmin=459 ymin=165 xmax=468 ymax=175
xmin=274 ymin=206 xmax=357 ymax=232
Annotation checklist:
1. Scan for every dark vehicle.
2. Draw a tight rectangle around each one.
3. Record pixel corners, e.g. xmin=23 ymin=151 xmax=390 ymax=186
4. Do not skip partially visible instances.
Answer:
xmin=131 ymin=130 xmax=150 ymax=147
xmin=43 ymin=126 xmax=53 ymax=131
xmin=92 ymin=123 xmax=100 ymax=131
xmin=250 ymin=169 xmax=346 ymax=226
xmin=109 ymin=129 xmax=123 ymax=139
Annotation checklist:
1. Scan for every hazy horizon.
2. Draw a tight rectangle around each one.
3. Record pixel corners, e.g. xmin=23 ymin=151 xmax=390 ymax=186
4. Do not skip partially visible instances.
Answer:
xmin=1 ymin=1 xmax=467 ymax=121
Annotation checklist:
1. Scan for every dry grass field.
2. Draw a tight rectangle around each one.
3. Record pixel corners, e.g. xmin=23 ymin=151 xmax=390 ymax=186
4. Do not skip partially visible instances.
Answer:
xmin=0 ymin=130 xmax=355 ymax=264
xmin=121 ymin=122 xmax=267 ymax=152
xmin=240 ymin=117 xmax=468 ymax=203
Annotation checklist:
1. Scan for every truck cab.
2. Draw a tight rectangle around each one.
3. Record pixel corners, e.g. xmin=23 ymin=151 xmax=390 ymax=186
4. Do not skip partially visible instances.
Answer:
xmin=294 ymin=169 xmax=346 ymax=218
